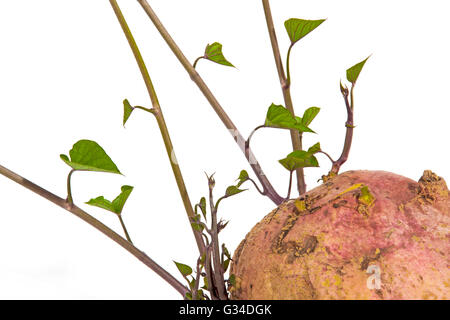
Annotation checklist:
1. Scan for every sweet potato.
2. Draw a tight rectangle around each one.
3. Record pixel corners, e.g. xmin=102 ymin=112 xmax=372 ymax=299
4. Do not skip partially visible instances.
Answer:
xmin=230 ymin=170 xmax=449 ymax=299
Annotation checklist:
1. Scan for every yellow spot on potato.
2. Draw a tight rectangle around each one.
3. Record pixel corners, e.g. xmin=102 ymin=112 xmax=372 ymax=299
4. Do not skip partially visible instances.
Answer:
xmin=337 ymin=183 xmax=364 ymax=197
xmin=294 ymin=199 xmax=306 ymax=212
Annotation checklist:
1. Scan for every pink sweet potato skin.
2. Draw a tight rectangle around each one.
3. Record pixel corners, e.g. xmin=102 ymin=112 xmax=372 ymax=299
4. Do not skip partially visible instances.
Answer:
xmin=230 ymin=170 xmax=449 ymax=300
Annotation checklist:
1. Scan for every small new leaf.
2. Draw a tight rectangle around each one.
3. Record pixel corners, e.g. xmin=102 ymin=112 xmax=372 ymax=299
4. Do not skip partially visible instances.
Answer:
xmin=225 ymin=185 xmax=246 ymax=197
xmin=236 ymin=170 xmax=249 ymax=187
xmin=279 ymin=150 xmax=319 ymax=171
xmin=123 ymin=99 xmax=134 ymax=127
xmin=228 ymin=274 xmax=236 ymax=286
xmin=301 ymin=107 xmax=320 ymax=127
xmin=223 ymin=259 xmax=230 ymax=272
xmin=174 ymin=261 xmax=193 ymax=277
xmin=85 ymin=196 xmax=113 ymax=213
xmin=307 ymin=142 xmax=321 ymax=154
xmin=346 ymin=56 xmax=370 ymax=84
xmin=199 ymin=197 xmax=207 ymax=221
xmin=111 ymin=185 xmax=133 ymax=214
xmin=189 ymin=277 xmax=195 ymax=290
xmin=222 ymin=243 xmax=232 ymax=260
xmin=265 ymin=104 xmax=314 ymax=133
xmin=60 ymin=140 xmax=121 ymax=174
xmin=202 ymin=277 xmax=209 ymax=290
xmin=284 ymin=18 xmax=326 ymax=45
xmin=86 ymin=185 xmax=134 ymax=215
xmin=204 ymin=42 xmax=235 ymax=67
xmin=191 ymin=222 xmax=204 ymax=232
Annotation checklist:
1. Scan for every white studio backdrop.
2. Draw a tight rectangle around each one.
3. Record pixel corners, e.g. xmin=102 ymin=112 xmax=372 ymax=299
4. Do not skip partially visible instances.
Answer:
xmin=0 ymin=0 xmax=448 ymax=299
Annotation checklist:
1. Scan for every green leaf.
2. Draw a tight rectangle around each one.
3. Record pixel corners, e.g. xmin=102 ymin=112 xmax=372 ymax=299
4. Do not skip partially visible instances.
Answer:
xmin=222 ymin=243 xmax=231 ymax=260
xmin=225 ymin=185 xmax=246 ymax=197
xmin=204 ymin=42 xmax=235 ymax=67
xmin=202 ymin=277 xmax=209 ymax=290
xmin=279 ymin=150 xmax=319 ymax=171
xmin=223 ymin=259 xmax=230 ymax=272
xmin=346 ymin=56 xmax=370 ymax=84
xmin=307 ymin=142 xmax=321 ymax=154
xmin=86 ymin=185 xmax=134 ymax=215
xmin=191 ymin=222 xmax=204 ymax=232
xmin=284 ymin=18 xmax=326 ymax=44
xmin=199 ymin=197 xmax=207 ymax=221
xmin=236 ymin=170 xmax=249 ymax=187
xmin=265 ymin=104 xmax=314 ymax=133
xmin=229 ymin=274 xmax=236 ymax=286
xmin=196 ymin=289 xmax=205 ymax=300
xmin=189 ymin=277 xmax=195 ymax=290
xmin=185 ymin=292 xmax=192 ymax=300
xmin=60 ymin=140 xmax=121 ymax=174
xmin=123 ymin=99 xmax=134 ymax=127
xmin=301 ymin=107 xmax=320 ymax=127
xmin=85 ymin=196 xmax=114 ymax=212
xmin=174 ymin=261 xmax=192 ymax=277
xmin=111 ymin=185 xmax=133 ymax=214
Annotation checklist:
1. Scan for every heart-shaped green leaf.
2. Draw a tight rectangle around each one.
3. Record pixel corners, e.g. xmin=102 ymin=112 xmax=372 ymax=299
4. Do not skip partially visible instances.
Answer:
xmin=225 ymin=185 xmax=246 ymax=197
xmin=279 ymin=150 xmax=319 ymax=171
xmin=60 ymin=140 xmax=121 ymax=174
xmin=174 ymin=261 xmax=193 ymax=277
xmin=204 ymin=42 xmax=235 ymax=67
xmin=284 ymin=18 xmax=326 ymax=45
xmin=307 ymin=142 xmax=321 ymax=154
xmin=265 ymin=104 xmax=314 ymax=133
xmin=236 ymin=170 xmax=249 ymax=187
xmin=123 ymin=99 xmax=134 ymax=127
xmin=346 ymin=56 xmax=370 ymax=84
xmin=301 ymin=107 xmax=320 ymax=127
xmin=86 ymin=185 xmax=134 ymax=215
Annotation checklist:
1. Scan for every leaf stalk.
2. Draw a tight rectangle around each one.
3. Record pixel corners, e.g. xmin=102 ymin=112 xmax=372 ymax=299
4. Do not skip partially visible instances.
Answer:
xmin=261 ymin=0 xmax=306 ymax=195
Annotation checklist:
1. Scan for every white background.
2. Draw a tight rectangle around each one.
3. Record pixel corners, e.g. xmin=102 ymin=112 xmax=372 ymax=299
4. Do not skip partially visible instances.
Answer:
xmin=0 ymin=0 xmax=448 ymax=299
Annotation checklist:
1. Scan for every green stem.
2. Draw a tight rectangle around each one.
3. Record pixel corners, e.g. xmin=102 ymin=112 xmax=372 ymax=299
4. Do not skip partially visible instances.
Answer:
xmin=137 ymin=0 xmax=284 ymax=205
xmin=286 ymin=43 xmax=294 ymax=86
xmin=261 ymin=0 xmax=306 ymax=196
xmin=109 ymin=0 xmax=205 ymax=254
xmin=118 ymin=214 xmax=132 ymax=243
xmin=66 ymin=169 xmax=75 ymax=205
xmin=0 ymin=164 xmax=188 ymax=297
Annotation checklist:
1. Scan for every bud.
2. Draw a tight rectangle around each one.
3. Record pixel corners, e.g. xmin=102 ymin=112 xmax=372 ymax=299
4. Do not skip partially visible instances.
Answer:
xmin=340 ymin=80 xmax=349 ymax=96
xmin=205 ymin=172 xmax=215 ymax=189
